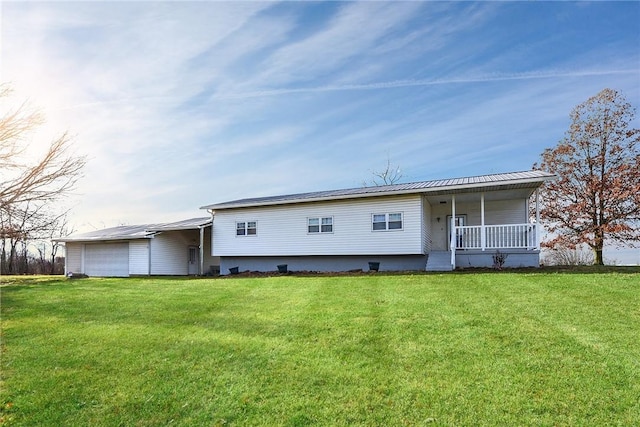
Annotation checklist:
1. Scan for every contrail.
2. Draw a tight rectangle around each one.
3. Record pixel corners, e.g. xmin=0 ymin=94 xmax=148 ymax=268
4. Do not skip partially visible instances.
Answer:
xmin=58 ymin=68 xmax=638 ymax=109
xmin=213 ymin=68 xmax=638 ymax=100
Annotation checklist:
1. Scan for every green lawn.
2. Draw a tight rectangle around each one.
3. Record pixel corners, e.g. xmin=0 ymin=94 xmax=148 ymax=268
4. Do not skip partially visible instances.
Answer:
xmin=1 ymin=272 xmax=639 ymax=426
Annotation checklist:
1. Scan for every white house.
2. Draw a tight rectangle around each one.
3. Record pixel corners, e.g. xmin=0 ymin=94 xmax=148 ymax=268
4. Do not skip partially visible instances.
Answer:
xmin=55 ymin=217 xmax=219 ymax=277
xmin=201 ymin=170 xmax=555 ymax=273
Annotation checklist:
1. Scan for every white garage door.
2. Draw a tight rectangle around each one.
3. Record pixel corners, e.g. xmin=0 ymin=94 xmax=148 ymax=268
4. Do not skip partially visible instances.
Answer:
xmin=85 ymin=243 xmax=129 ymax=277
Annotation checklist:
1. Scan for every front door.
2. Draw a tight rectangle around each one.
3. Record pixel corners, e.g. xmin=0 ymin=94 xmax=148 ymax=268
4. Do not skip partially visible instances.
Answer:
xmin=446 ymin=215 xmax=466 ymax=250
xmin=188 ymin=246 xmax=199 ymax=275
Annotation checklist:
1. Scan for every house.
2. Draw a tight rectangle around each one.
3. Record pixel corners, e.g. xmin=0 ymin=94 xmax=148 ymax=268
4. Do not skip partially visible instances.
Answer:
xmin=55 ymin=217 xmax=219 ymax=277
xmin=200 ymin=170 xmax=555 ymax=273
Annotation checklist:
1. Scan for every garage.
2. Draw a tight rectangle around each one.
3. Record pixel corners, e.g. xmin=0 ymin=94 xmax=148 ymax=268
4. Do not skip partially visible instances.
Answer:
xmin=56 ymin=218 xmax=216 ymax=277
xmin=84 ymin=243 xmax=129 ymax=277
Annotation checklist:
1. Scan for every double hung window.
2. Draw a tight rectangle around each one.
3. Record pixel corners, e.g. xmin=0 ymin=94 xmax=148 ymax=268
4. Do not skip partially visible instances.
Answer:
xmin=308 ymin=217 xmax=333 ymax=233
xmin=372 ymin=213 xmax=403 ymax=231
xmin=236 ymin=221 xmax=257 ymax=236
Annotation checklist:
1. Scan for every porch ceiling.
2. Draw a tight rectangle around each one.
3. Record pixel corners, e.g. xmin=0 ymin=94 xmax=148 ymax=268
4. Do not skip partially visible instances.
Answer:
xmin=425 ymin=185 xmax=536 ymax=203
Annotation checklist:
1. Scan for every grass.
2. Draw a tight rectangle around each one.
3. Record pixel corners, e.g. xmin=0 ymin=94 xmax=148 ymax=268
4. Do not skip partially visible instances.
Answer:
xmin=1 ymin=271 xmax=639 ymax=426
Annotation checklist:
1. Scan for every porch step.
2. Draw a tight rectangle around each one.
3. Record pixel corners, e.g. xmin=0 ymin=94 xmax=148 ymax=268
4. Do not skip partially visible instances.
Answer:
xmin=426 ymin=251 xmax=453 ymax=271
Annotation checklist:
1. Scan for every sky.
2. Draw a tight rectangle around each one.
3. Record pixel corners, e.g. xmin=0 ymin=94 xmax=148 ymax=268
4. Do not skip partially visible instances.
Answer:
xmin=1 ymin=1 xmax=639 ymax=262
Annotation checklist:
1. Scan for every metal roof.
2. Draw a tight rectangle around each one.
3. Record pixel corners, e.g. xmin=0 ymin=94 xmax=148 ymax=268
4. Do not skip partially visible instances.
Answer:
xmin=55 ymin=217 xmax=212 ymax=242
xmin=146 ymin=217 xmax=211 ymax=231
xmin=201 ymin=170 xmax=555 ymax=211
xmin=55 ymin=224 xmax=156 ymax=242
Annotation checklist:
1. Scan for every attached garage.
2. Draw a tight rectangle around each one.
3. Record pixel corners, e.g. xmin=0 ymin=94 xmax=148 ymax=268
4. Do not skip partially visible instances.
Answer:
xmin=84 ymin=243 xmax=129 ymax=277
xmin=55 ymin=217 xmax=219 ymax=277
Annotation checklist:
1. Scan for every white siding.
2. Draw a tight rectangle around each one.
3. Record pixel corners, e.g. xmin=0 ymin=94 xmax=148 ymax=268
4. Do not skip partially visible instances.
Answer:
xmin=430 ymin=197 xmax=528 ymax=250
xmin=213 ymin=195 xmax=424 ymax=257
xmin=455 ymin=199 xmax=525 ymax=225
xmin=202 ymin=226 xmax=220 ymax=274
xmin=483 ymin=200 xmax=527 ymax=224
xmin=150 ymin=230 xmax=194 ymax=275
xmin=422 ymin=197 xmax=432 ymax=253
xmin=129 ymin=240 xmax=150 ymax=275
xmin=65 ymin=243 xmax=83 ymax=274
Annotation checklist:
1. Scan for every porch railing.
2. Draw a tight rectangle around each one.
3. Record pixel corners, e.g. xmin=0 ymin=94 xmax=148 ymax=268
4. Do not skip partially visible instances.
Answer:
xmin=453 ymin=223 xmax=538 ymax=250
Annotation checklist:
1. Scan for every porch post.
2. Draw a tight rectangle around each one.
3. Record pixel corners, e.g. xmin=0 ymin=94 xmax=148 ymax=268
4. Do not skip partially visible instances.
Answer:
xmin=535 ymin=188 xmax=541 ymax=250
xmin=81 ymin=244 xmax=85 ymax=274
xmin=480 ymin=192 xmax=486 ymax=251
xmin=62 ymin=244 xmax=69 ymax=276
xmin=199 ymin=226 xmax=205 ymax=276
xmin=450 ymin=195 xmax=456 ymax=269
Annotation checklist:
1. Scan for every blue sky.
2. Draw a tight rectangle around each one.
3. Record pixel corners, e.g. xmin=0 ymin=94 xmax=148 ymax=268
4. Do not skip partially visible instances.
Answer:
xmin=2 ymin=1 xmax=639 ymax=243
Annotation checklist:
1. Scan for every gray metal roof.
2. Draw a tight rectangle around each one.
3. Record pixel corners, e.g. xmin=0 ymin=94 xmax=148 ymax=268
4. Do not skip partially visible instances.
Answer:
xmin=146 ymin=217 xmax=211 ymax=231
xmin=201 ymin=170 xmax=555 ymax=211
xmin=55 ymin=217 xmax=212 ymax=242
xmin=55 ymin=224 xmax=156 ymax=242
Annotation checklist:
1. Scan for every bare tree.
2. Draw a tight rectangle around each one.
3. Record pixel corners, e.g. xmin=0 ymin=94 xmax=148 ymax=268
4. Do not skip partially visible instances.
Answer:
xmin=363 ymin=155 xmax=404 ymax=187
xmin=38 ymin=210 xmax=75 ymax=274
xmin=0 ymin=83 xmax=86 ymax=214
xmin=0 ymin=199 xmax=77 ymax=274
xmin=1 ymin=83 xmax=85 ymax=273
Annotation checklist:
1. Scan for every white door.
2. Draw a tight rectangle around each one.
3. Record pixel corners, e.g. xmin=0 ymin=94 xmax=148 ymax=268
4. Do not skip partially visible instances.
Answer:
xmin=188 ymin=246 xmax=199 ymax=275
xmin=84 ymin=243 xmax=129 ymax=277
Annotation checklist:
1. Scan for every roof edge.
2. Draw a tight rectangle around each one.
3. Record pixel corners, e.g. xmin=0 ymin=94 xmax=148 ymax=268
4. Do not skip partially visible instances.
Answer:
xmin=53 ymin=235 xmax=154 ymax=243
xmin=201 ymin=170 xmax=555 ymax=211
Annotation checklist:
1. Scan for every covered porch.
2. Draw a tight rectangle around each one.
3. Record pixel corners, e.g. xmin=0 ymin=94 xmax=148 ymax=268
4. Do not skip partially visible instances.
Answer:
xmin=425 ymin=186 xmax=541 ymax=270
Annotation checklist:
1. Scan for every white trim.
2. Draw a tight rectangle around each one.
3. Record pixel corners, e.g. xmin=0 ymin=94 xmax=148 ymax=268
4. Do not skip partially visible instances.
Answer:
xmin=236 ymin=221 xmax=257 ymax=237
xmin=307 ymin=216 xmax=334 ymax=234
xmin=535 ymin=188 xmax=541 ymax=251
xmin=371 ymin=212 xmax=404 ymax=232
xmin=199 ymin=226 xmax=205 ymax=275
xmin=450 ymin=195 xmax=456 ymax=268
xmin=80 ymin=243 xmax=85 ymax=273
xmin=480 ymin=192 xmax=486 ymax=251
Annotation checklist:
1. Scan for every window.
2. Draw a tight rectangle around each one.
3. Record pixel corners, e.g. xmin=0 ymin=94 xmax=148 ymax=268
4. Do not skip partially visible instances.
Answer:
xmin=388 ymin=213 xmax=402 ymax=230
xmin=372 ymin=213 xmax=403 ymax=231
xmin=308 ymin=218 xmax=320 ymax=233
xmin=372 ymin=214 xmax=387 ymax=230
xmin=236 ymin=221 xmax=257 ymax=236
xmin=321 ymin=217 xmax=333 ymax=233
xmin=308 ymin=217 xmax=333 ymax=233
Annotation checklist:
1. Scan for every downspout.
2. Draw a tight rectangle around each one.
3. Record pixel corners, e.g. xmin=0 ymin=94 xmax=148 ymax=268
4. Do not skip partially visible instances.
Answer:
xmin=208 ymin=210 xmax=215 ymax=274
xmin=61 ymin=243 xmax=68 ymax=276
xmin=199 ymin=225 xmax=205 ymax=276
xmin=535 ymin=188 xmax=540 ymax=251
xmin=148 ymin=237 xmax=152 ymax=276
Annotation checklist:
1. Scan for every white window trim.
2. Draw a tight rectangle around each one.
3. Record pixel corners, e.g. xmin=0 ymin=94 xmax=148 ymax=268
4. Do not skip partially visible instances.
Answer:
xmin=236 ymin=221 xmax=257 ymax=237
xmin=372 ymin=212 xmax=403 ymax=232
xmin=307 ymin=216 xmax=334 ymax=234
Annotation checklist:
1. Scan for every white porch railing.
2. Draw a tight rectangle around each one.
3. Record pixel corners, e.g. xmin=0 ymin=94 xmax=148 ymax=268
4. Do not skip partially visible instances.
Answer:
xmin=453 ymin=223 xmax=538 ymax=250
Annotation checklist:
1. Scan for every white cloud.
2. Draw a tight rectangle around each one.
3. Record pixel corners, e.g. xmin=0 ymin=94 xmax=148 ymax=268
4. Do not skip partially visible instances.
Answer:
xmin=236 ymin=2 xmax=424 ymax=89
